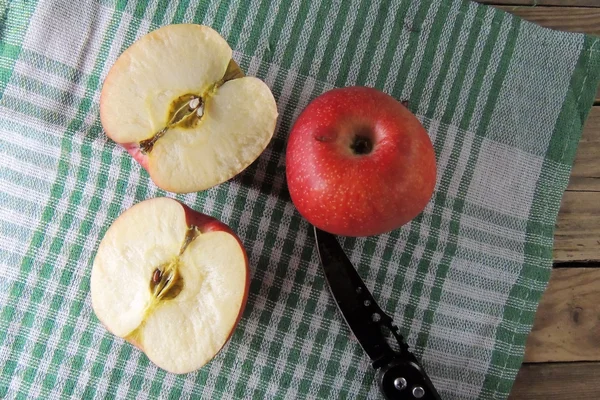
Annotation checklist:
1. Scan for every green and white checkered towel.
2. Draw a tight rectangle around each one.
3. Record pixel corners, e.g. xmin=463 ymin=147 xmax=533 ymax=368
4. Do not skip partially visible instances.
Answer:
xmin=1 ymin=0 xmax=599 ymax=398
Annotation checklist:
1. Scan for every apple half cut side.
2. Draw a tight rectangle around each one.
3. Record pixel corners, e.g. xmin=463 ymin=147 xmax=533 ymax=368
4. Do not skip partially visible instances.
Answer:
xmin=100 ymin=24 xmax=278 ymax=193
xmin=91 ymin=197 xmax=249 ymax=374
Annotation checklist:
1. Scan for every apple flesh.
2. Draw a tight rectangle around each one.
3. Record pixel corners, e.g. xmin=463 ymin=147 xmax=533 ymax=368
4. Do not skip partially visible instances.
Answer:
xmin=100 ymin=24 xmax=278 ymax=193
xmin=286 ymin=86 xmax=436 ymax=237
xmin=91 ymin=197 xmax=249 ymax=374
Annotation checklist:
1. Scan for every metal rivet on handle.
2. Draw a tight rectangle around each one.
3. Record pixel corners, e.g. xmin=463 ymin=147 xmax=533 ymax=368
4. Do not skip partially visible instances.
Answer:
xmin=412 ymin=386 xmax=425 ymax=398
xmin=394 ymin=377 xmax=407 ymax=391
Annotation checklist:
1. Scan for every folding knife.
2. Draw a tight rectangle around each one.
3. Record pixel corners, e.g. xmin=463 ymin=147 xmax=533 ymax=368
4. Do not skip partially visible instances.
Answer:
xmin=314 ymin=227 xmax=441 ymax=400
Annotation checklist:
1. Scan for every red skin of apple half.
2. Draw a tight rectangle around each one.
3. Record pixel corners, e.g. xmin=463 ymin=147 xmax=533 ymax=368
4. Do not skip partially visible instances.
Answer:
xmin=286 ymin=86 xmax=437 ymax=237
xmin=122 ymin=143 xmax=150 ymax=171
xmin=121 ymin=201 xmax=250 ymax=357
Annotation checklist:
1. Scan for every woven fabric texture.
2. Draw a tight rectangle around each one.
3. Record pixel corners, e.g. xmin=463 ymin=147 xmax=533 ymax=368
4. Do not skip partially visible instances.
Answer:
xmin=1 ymin=0 xmax=599 ymax=399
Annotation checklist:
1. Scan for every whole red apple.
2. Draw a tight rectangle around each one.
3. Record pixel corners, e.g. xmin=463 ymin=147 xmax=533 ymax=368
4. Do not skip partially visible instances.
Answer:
xmin=286 ymin=86 xmax=436 ymax=237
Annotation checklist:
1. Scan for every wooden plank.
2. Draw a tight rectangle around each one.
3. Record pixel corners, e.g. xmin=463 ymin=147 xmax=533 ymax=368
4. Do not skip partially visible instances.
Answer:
xmin=554 ymin=192 xmax=600 ymax=262
xmin=497 ymin=6 xmax=600 ymax=35
xmin=479 ymin=0 xmax=600 ymax=6
xmin=524 ymin=268 xmax=600 ymax=362
xmin=554 ymin=191 xmax=600 ymax=262
xmin=554 ymin=109 xmax=599 ymax=262
xmin=510 ymin=362 xmax=600 ymax=399
xmin=555 ymin=107 xmax=600 ymax=262
xmin=568 ymin=107 xmax=600 ymax=192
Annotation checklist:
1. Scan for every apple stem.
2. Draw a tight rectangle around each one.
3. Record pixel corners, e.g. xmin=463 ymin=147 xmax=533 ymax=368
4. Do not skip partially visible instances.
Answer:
xmin=179 ymin=226 xmax=199 ymax=255
xmin=218 ymin=59 xmax=245 ymax=86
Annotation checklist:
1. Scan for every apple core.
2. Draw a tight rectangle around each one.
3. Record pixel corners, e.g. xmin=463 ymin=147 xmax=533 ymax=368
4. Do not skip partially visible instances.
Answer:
xmin=147 ymin=226 xmax=199 ymax=301
xmin=139 ymin=60 xmax=245 ymax=155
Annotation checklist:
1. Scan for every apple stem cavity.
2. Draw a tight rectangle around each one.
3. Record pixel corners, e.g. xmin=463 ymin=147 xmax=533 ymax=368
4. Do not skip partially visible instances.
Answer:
xmin=218 ymin=59 xmax=245 ymax=86
xmin=350 ymin=135 xmax=373 ymax=155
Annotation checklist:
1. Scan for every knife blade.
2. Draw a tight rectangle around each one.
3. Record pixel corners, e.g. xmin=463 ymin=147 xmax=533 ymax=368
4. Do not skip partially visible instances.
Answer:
xmin=314 ymin=226 xmax=441 ymax=400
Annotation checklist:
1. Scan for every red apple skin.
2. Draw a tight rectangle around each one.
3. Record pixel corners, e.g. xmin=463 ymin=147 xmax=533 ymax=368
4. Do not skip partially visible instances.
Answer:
xmin=122 ymin=143 xmax=150 ymax=171
xmin=286 ymin=86 xmax=436 ymax=237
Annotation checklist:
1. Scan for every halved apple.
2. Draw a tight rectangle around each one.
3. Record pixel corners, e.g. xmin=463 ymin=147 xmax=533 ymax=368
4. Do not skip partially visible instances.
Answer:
xmin=100 ymin=24 xmax=278 ymax=193
xmin=90 ymin=197 xmax=249 ymax=374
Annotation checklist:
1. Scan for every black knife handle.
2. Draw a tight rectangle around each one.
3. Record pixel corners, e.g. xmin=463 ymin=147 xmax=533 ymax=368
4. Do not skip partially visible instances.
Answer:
xmin=377 ymin=359 xmax=442 ymax=400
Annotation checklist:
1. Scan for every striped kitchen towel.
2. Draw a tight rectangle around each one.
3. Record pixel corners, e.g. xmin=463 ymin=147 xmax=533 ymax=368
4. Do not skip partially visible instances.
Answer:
xmin=1 ymin=0 xmax=599 ymax=398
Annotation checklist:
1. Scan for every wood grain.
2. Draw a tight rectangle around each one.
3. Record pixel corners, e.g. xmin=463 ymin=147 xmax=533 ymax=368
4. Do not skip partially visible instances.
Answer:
xmin=568 ymin=107 xmax=600 ymax=192
xmin=479 ymin=0 xmax=600 ymax=6
xmin=554 ymin=107 xmax=599 ymax=261
xmin=497 ymin=6 xmax=600 ymax=35
xmin=554 ymin=192 xmax=600 ymax=262
xmin=510 ymin=362 xmax=600 ymax=399
xmin=523 ymin=268 xmax=600 ymax=362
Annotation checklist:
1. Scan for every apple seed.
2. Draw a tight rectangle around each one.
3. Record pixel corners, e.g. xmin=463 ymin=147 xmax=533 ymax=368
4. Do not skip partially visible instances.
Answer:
xmin=189 ymin=97 xmax=200 ymax=110
xmin=152 ymin=268 xmax=162 ymax=284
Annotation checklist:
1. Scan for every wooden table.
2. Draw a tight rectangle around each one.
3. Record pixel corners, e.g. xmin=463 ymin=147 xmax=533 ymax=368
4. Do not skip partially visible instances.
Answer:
xmin=475 ymin=1 xmax=600 ymax=398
